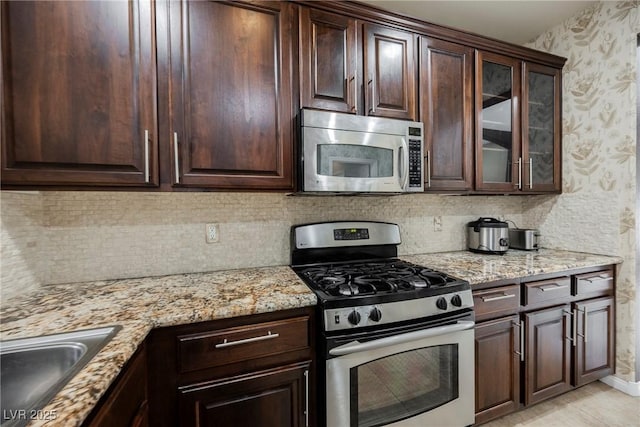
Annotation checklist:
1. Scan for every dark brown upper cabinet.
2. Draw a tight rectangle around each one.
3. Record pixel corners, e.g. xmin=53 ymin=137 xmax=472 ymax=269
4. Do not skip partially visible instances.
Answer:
xmin=167 ymin=0 xmax=296 ymax=190
xmin=1 ymin=0 xmax=158 ymax=187
xmin=299 ymin=7 xmax=358 ymax=114
xmin=475 ymin=51 xmax=561 ymax=194
xmin=420 ymin=37 xmax=474 ymax=191
xmin=522 ymin=63 xmax=562 ymax=193
xmin=364 ymin=23 xmax=417 ymax=120
xmin=299 ymin=7 xmax=417 ymax=121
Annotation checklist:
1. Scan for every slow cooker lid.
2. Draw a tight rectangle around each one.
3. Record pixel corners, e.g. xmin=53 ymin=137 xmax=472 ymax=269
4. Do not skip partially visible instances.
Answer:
xmin=467 ymin=217 xmax=508 ymax=231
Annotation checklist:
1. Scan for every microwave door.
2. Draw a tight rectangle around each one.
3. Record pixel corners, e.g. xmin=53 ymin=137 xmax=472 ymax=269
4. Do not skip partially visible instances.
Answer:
xmin=303 ymin=128 xmax=404 ymax=193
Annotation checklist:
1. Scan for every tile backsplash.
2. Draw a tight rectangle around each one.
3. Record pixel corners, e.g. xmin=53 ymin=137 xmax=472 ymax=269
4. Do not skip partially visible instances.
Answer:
xmin=1 ymin=190 xmax=525 ymax=302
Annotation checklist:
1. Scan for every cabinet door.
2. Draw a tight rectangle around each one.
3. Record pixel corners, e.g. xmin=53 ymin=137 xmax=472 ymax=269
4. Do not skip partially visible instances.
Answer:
xmin=474 ymin=315 xmax=521 ymax=425
xmin=523 ymin=305 xmax=572 ymax=405
xmin=573 ymin=297 xmax=615 ymax=386
xmin=1 ymin=0 xmax=157 ymax=186
xmin=299 ymin=7 xmax=358 ymax=114
xmin=168 ymin=1 xmax=295 ymax=190
xmin=475 ymin=52 xmax=521 ymax=192
xmin=85 ymin=344 xmax=148 ymax=427
xmin=178 ymin=362 xmax=310 ymax=427
xmin=522 ymin=63 xmax=561 ymax=192
xmin=364 ymin=23 xmax=416 ymax=120
xmin=420 ymin=37 xmax=473 ymax=191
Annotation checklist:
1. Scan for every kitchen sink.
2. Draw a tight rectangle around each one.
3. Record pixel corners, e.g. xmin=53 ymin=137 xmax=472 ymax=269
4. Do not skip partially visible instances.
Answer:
xmin=0 ymin=326 xmax=121 ymax=426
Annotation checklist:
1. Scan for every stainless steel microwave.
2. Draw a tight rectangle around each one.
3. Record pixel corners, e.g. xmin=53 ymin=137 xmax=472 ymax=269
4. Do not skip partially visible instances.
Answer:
xmin=300 ymin=109 xmax=424 ymax=193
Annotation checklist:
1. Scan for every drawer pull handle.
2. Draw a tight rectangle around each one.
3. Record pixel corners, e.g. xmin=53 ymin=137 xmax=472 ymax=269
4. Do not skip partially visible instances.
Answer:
xmin=215 ymin=331 xmax=279 ymax=349
xmin=480 ymin=293 xmax=516 ymax=302
xmin=538 ymin=283 xmax=568 ymax=292
xmin=585 ymin=274 xmax=611 ymax=283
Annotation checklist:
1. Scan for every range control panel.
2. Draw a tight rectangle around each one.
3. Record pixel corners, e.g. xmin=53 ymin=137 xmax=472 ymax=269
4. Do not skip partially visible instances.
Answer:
xmin=323 ymin=289 xmax=474 ymax=332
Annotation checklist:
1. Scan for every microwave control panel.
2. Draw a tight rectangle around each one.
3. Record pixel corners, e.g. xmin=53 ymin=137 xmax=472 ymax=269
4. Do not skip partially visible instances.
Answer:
xmin=408 ymin=139 xmax=423 ymax=188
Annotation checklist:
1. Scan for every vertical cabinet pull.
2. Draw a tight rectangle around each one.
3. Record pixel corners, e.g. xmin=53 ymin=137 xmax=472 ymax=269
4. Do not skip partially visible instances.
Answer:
xmin=349 ymin=75 xmax=357 ymax=114
xmin=173 ymin=132 xmax=180 ymax=184
xmin=572 ymin=308 xmax=578 ymax=347
xmin=528 ymin=158 xmax=533 ymax=189
xmin=516 ymin=157 xmax=522 ymax=189
xmin=144 ymin=129 xmax=150 ymax=183
xmin=513 ymin=321 xmax=524 ymax=362
xmin=303 ymin=369 xmax=309 ymax=427
xmin=367 ymin=78 xmax=376 ymax=113
xmin=426 ymin=150 xmax=431 ymax=188
xmin=583 ymin=307 xmax=588 ymax=343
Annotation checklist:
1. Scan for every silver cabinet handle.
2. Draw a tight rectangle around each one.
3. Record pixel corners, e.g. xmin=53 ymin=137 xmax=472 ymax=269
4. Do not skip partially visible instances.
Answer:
xmin=516 ymin=157 xmax=522 ymax=189
xmin=528 ymin=157 xmax=533 ymax=189
xmin=144 ymin=129 xmax=150 ymax=183
xmin=480 ymin=293 xmax=516 ymax=302
xmin=583 ymin=306 xmax=588 ymax=343
xmin=303 ymin=369 xmax=309 ymax=427
xmin=538 ymin=283 xmax=569 ymax=292
xmin=214 ymin=331 xmax=279 ymax=349
xmin=513 ymin=321 xmax=523 ymax=360
xmin=519 ymin=320 xmax=525 ymax=361
xmin=350 ymin=75 xmax=358 ymax=114
xmin=585 ymin=274 xmax=612 ymax=282
xmin=368 ymin=78 xmax=376 ymax=113
xmin=572 ymin=308 xmax=578 ymax=347
xmin=426 ymin=150 xmax=431 ymax=188
xmin=173 ymin=132 xmax=180 ymax=184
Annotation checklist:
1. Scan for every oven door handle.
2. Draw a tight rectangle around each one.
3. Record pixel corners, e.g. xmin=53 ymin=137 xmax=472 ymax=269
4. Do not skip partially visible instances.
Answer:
xmin=328 ymin=320 xmax=475 ymax=357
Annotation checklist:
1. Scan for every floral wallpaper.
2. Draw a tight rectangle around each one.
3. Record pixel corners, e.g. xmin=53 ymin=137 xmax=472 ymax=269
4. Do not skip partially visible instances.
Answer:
xmin=525 ymin=1 xmax=639 ymax=382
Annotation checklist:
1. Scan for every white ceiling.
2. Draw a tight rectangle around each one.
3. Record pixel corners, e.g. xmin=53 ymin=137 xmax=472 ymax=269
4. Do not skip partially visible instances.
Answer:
xmin=358 ymin=1 xmax=598 ymax=45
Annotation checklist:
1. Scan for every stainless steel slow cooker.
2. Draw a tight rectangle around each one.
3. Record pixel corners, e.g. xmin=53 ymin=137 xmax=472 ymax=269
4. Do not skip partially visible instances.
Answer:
xmin=466 ymin=217 xmax=509 ymax=254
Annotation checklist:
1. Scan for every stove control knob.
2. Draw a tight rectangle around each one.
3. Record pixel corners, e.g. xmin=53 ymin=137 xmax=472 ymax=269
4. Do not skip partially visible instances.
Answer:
xmin=369 ymin=307 xmax=382 ymax=322
xmin=436 ymin=297 xmax=448 ymax=310
xmin=451 ymin=294 xmax=462 ymax=307
xmin=348 ymin=310 xmax=361 ymax=326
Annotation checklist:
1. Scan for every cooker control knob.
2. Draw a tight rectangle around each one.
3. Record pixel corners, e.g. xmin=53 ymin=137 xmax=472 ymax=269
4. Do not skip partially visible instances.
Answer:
xmin=436 ymin=297 xmax=448 ymax=310
xmin=369 ymin=307 xmax=382 ymax=322
xmin=451 ymin=295 xmax=462 ymax=307
xmin=347 ymin=310 xmax=361 ymax=326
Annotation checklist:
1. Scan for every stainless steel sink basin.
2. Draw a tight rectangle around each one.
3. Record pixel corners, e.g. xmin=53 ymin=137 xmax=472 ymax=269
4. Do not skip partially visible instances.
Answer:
xmin=0 ymin=326 xmax=121 ymax=426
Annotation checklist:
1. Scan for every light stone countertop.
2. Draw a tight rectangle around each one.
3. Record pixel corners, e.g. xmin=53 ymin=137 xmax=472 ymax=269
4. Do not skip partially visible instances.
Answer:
xmin=402 ymin=248 xmax=623 ymax=285
xmin=0 ymin=266 xmax=317 ymax=427
xmin=0 ymin=248 xmax=622 ymax=426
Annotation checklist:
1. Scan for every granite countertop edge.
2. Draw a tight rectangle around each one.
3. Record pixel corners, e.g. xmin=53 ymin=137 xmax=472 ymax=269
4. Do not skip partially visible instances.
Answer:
xmin=0 ymin=248 xmax=623 ymax=426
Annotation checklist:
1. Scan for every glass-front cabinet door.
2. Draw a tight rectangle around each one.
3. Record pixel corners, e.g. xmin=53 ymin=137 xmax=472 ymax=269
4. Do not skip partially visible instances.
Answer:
xmin=522 ymin=63 xmax=561 ymax=192
xmin=475 ymin=52 xmax=521 ymax=192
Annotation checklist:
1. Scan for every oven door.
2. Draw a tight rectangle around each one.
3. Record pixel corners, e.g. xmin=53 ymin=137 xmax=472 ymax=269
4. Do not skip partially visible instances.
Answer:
xmin=325 ymin=320 xmax=474 ymax=427
xmin=303 ymin=126 xmax=408 ymax=193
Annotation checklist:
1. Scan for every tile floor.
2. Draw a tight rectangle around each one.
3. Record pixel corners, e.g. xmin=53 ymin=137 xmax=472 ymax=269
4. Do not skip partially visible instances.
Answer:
xmin=483 ymin=381 xmax=640 ymax=426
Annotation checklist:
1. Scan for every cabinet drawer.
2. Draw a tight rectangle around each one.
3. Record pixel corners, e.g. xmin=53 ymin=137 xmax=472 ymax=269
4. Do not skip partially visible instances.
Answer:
xmin=177 ymin=316 xmax=310 ymax=373
xmin=473 ymin=284 xmax=520 ymax=321
xmin=574 ymin=269 xmax=614 ymax=298
xmin=523 ymin=276 xmax=570 ymax=307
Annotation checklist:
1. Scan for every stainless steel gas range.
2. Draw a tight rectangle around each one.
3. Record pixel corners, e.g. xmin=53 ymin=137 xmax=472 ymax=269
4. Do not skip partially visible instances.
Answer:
xmin=291 ymin=221 xmax=475 ymax=427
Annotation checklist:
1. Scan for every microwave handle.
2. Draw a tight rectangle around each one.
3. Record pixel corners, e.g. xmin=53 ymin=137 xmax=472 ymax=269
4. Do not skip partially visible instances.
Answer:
xmin=399 ymin=139 xmax=409 ymax=190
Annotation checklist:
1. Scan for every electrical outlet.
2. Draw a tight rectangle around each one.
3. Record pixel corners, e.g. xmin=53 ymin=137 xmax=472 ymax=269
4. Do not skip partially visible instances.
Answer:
xmin=205 ymin=223 xmax=220 ymax=243
xmin=433 ymin=216 xmax=442 ymax=232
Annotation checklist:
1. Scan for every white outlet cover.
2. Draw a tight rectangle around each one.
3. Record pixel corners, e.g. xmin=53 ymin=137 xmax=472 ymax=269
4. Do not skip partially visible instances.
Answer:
xmin=206 ymin=223 xmax=219 ymax=243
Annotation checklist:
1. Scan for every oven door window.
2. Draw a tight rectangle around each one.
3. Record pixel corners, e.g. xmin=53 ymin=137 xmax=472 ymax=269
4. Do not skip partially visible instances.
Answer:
xmin=350 ymin=344 xmax=458 ymax=427
xmin=317 ymin=144 xmax=393 ymax=178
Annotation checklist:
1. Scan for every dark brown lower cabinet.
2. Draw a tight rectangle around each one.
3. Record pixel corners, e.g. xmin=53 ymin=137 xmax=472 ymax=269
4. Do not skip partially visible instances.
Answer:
xmin=147 ymin=307 xmax=315 ymax=427
xmin=83 ymin=344 xmax=148 ymax=427
xmin=178 ymin=362 xmax=310 ymax=427
xmin=523 ymin=304 xmax=572 ymax=406
xmin=474 ymin=315 xmax=520 ymax=425
xmin=573 ymin=297 xmax=615 ymax=386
